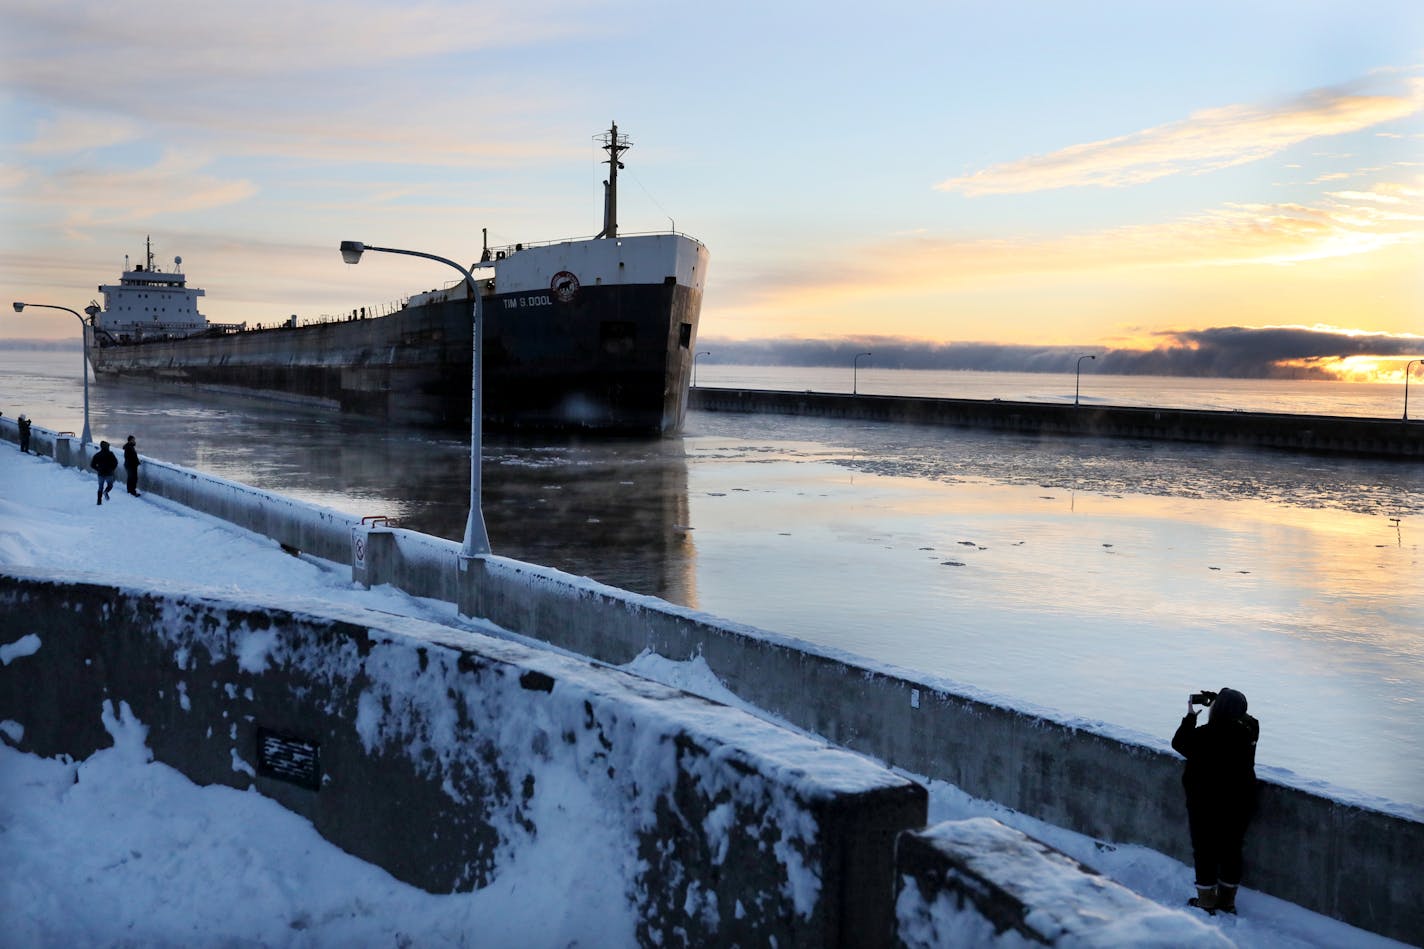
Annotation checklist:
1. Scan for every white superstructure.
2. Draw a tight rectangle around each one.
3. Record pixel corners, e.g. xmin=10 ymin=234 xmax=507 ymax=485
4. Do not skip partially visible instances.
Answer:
xmin=95 ymin=236 xmax=209 ymax=341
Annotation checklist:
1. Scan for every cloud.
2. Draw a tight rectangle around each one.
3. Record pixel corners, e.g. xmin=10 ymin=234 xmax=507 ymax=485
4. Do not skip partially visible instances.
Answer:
xmin=7 ymin=151 xmax=258 ymax=234
xmin=698 ymin=326 xmax=1424 ymax=380
xmin=1 ymin=0 xmax=594 ymax=84
xmin=19 ymin=112 xmax=144 ymax=156
xmin=717 ymin=173 xmax=1424 ymax=319
xmin=0 ymin=0 xmax=598 ymax=168
xmin=937 ymin=77 xmax=1424 ymax=195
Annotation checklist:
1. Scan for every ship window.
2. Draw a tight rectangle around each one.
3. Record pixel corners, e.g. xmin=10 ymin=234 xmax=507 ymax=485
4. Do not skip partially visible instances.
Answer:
xmin=678 ymin=322 xmax=692 ymax=348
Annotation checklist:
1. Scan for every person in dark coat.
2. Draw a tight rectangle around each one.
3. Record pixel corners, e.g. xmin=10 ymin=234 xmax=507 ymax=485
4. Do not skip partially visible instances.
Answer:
xmin=1172 ymin=686 xmax=1259 ymax=915
xmin=122 ymin=435 xmax=141 ymax=496
xmin=18 ymin=414 xmax=31 ymax=453
xmin=91 ymin=440 xmax=119 ymax=505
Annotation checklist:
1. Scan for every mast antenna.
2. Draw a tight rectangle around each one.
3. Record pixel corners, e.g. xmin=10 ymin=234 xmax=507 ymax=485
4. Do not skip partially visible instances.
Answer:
xmin=595 ymin=122 xmax=631 ymax=239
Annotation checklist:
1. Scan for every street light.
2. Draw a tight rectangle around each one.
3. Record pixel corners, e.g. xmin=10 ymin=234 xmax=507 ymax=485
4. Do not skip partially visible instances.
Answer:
xmin=1406 ymin=358 xmax=1422 ymax=421
xmin=1075 ymin=353 xmax=1096 ymax=406
xmin=338 ymin=241 xmax=490 ymax=557
xmin=693 ymin=350 xmax=711 ymax=388
xmin=13 ymin=301 xmax=98 ymax=445
xmin=854 ymin=351 xmax=872 ymax=395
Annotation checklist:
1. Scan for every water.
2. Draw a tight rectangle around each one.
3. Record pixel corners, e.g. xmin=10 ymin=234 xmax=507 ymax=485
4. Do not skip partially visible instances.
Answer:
xmin=3 ymin=351 xmax=1421 ymax=808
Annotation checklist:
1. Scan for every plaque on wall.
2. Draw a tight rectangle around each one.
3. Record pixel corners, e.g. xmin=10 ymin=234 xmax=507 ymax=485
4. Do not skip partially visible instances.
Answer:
xmin=256 ymin=727 xmax=321 ymax=791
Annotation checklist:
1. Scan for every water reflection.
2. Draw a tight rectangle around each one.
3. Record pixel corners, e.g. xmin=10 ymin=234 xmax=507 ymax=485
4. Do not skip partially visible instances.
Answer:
xmin=72 ymin=373 xmax=700 ymax=604
xmin=482 ymin=437 xmax=696 ymax=605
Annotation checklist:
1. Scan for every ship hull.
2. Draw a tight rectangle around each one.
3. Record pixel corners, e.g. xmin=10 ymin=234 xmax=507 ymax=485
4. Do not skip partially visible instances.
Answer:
xmin=91 ymin=235 xmax=708 ymax=436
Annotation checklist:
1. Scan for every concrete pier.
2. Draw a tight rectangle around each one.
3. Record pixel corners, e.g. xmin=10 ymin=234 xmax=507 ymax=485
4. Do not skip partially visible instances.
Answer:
xmin=690 ymin=387 xmax=1424 ymax=458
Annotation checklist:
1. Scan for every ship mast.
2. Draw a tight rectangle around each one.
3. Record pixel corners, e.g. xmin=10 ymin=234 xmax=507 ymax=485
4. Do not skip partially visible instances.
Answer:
xmin=595 ymin=123 xmax=630 ymax=239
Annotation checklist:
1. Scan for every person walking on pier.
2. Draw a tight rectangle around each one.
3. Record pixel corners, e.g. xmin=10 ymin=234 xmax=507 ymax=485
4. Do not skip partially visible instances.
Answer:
xmin=123 ymin=435 xmax=142 ymax=497
xmin=18 ymin=414 xmax=31 ymax=453
xmin=91 ymin=440 xmax=119 ymax=505
xmin=1172 ymin=687 xmax=1259 ymax=916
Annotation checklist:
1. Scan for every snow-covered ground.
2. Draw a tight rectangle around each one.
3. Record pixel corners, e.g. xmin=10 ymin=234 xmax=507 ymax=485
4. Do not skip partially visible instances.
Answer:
xmin=0 ymin=444 xmax=1407 ymax=947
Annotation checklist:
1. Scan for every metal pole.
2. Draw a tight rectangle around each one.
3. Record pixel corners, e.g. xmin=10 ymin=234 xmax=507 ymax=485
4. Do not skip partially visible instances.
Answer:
xmin=337 ymin=242 xmax=490 ymax=556
xmin=1407 ymin=359 xmax=1422 ymax=421
xmin=81 ymin=314 xmax=90 ymax=445
xmin=693 ymin=351 xmax=710 ymax=387
xmin=13 ymin=303 xmax=92 ymax=444
xmin=1075 ymin=354 xmax=1096 ymax=406
xmin=854 ymin=352 xmax=872 ymax=395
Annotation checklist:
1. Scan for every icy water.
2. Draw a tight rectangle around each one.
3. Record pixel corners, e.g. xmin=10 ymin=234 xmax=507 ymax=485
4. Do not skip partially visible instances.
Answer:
xmin=3 ymin=351 xmax=1421 ymax=809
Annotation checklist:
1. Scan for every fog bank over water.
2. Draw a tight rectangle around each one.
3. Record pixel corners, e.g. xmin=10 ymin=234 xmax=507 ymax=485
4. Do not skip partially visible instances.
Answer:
xmin=700 ymin=326 xmax=1424 ymax=379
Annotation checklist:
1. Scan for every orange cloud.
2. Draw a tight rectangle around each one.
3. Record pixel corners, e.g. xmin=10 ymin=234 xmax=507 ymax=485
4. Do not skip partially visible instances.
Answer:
xmin=734 ymin=174 xmax=1424 ymax=308
xmin=937 ymin=78 xmax=1424 ymax=195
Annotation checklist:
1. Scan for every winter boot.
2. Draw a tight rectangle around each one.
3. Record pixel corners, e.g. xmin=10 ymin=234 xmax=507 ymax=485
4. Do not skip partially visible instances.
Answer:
xmin=96 ymin=492 xmax=103 ymax=506
xmin=1217 ymin=883 xmax=1238 ymax=914
xmin=1189 ymin=884 xmax=1218 ymax=915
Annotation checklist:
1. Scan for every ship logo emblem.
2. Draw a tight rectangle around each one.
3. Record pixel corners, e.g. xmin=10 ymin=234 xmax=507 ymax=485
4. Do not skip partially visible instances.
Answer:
xmin=551 ymin=271 xmax=580 ymax=303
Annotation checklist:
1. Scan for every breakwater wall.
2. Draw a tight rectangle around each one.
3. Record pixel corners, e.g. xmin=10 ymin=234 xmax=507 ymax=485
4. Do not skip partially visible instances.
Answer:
xmin=690 ymin=387 xmax=1424 ymax=458
xmin=5 ymin=418 xmax=1422 ymax=943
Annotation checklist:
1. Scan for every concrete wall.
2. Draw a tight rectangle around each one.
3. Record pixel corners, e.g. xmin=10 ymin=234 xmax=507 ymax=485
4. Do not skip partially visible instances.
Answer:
xmin=6 ymin=419 xmax=1422 ymax=943
xmin=895 ymin=819 xmax=1231 ymax=947
xmin=457 ymin=557 xmax=1424 ymax=944
xmin=691 ymin=387 xmax=1424 ymax=458
xmin=0 ymin=569 xmax=927 ymax=948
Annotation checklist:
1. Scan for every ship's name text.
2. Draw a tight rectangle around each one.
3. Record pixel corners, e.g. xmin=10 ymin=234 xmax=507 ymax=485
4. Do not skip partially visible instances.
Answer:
xmin=505 ymin=294 xmax=552 ymax=309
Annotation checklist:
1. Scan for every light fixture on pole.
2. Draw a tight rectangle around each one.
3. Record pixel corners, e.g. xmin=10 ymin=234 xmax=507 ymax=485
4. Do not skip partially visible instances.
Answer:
xmin=854 ymin=351 xmax=872 ymax=395
xmin=13 ymin=301 xmax=95 ymax=445
xmin=693 ymin=350 xmax=710 ymax=388
xmin=1075 ymin=353 xmax=1096 ymax=406
xmin=1406 ymin=358 xmax=1422 ymax=421
xmin=338 ymin=241 xmax=490 ymax=556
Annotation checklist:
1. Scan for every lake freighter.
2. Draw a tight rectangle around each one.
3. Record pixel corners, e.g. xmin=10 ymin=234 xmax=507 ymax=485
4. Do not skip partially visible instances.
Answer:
xmin=88 ymin=125 xmax=710 ymax=435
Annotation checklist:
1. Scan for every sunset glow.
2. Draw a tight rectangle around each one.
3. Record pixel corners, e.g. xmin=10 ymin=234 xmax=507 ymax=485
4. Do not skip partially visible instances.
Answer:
xmin=1 ymin=1 xmax=1422 ymax=382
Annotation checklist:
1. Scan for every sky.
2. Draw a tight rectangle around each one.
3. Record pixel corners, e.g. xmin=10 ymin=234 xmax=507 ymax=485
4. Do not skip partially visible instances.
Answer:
xmin=1 ymin=1 xmax=1422 ymax=381
xmin=0 ymin=437 xmax=1406 ymax=947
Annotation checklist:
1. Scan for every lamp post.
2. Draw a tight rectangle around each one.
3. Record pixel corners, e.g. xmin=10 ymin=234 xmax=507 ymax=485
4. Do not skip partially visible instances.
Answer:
xmin=854 ymin=351 xmax=872 ymax=395
xmin=338 ymin=241 xmax=490 ymax=556
xmin=1406 ymin=358 xmax=1422 ymax=421
xmin=693 ymin=350 xmax=710 ymax=388
xmin=13 ymin=301 xmax=97 ymax=445
xmin=1075 ymin=353 xmax=1096 ymax=406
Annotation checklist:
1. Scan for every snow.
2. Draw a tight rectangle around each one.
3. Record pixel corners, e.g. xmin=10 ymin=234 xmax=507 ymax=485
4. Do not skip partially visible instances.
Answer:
xmin=897 ymin=818 xmax=1234 ymax=948
xmin=0 ymin=443 xmax=1412 ymax=947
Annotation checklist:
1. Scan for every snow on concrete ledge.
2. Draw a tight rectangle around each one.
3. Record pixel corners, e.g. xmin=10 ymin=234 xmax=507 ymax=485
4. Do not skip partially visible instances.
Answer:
xmin=896 ymin=818 xmax=1233 ymax=948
